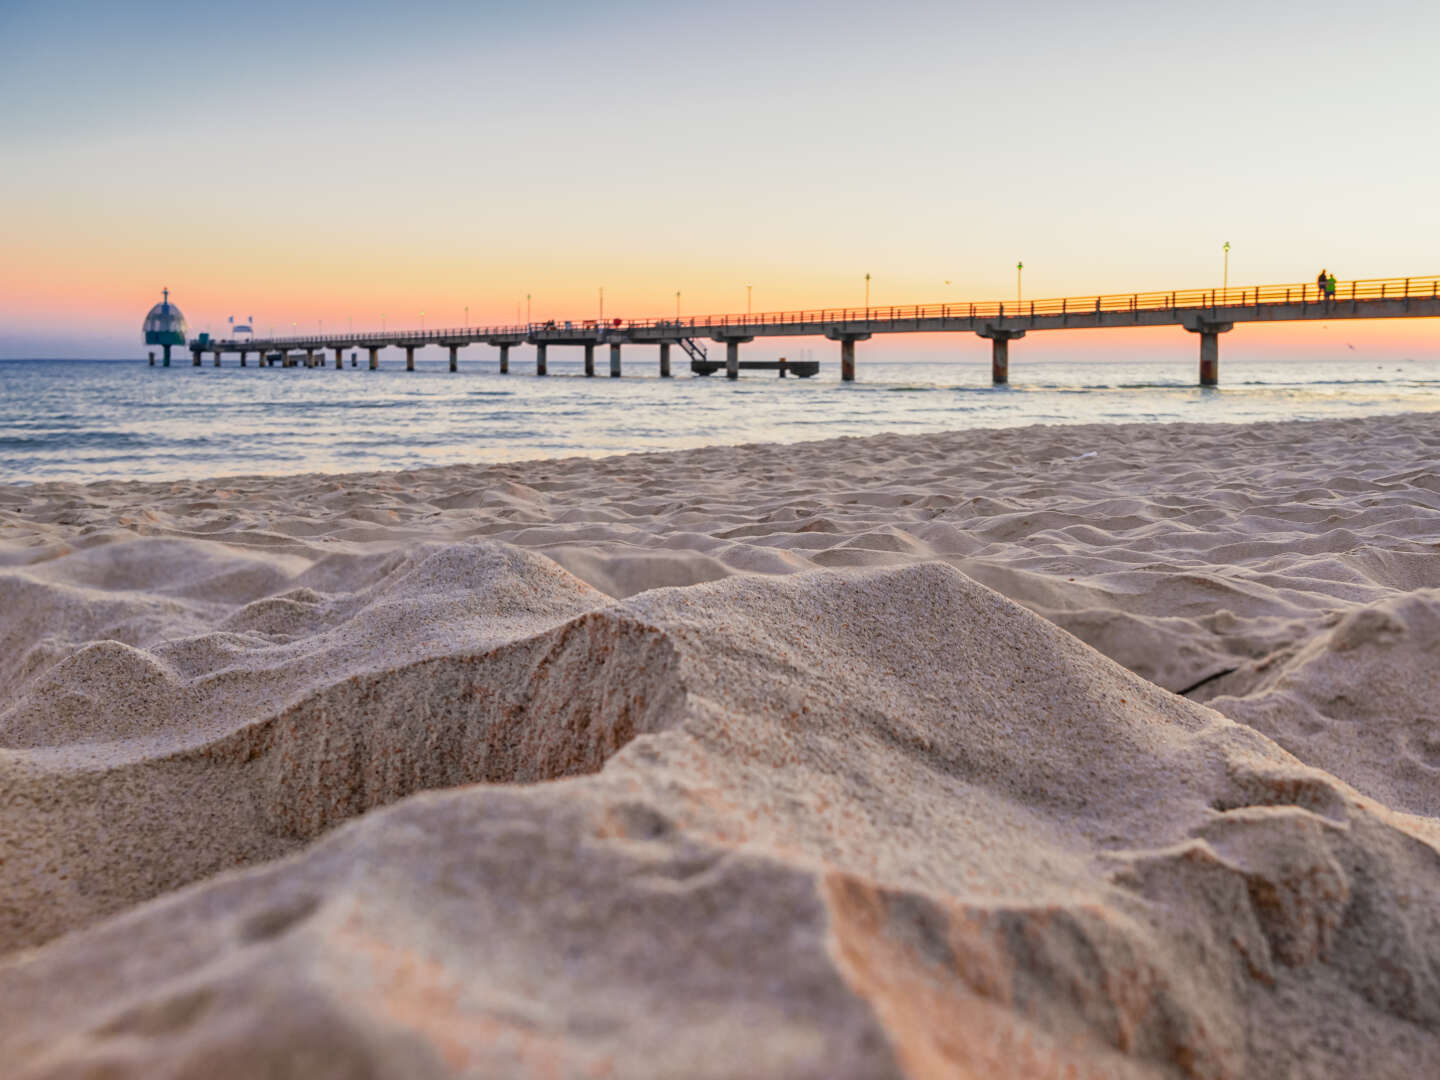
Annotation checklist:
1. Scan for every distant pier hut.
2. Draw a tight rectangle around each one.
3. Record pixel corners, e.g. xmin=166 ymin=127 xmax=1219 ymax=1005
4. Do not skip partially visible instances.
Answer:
xmin=228 ymin=315 xmax=253 ymax=365
xmin=143 ymin=288 xmax=187 ymax=367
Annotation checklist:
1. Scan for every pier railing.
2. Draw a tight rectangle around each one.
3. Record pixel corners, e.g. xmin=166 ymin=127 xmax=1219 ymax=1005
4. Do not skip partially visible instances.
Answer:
xmin=204 ymin=274 xmax=1440 ymax=347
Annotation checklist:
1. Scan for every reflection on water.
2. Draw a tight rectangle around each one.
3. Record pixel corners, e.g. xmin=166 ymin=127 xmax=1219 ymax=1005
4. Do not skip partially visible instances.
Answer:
xmin=1 ymin=355 xmax=1437 ymax=484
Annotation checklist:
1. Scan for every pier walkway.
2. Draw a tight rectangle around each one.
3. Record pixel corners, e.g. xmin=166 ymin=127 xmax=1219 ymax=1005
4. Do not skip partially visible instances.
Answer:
xmin=180 ymin=274 xmax=1440 ymax=386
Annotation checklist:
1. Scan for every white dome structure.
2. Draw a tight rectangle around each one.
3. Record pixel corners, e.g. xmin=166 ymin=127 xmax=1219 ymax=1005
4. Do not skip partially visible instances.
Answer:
xmin=143 ymin=288 xmax=187 ymax=366
xmin=143 ymin=288 xmax=187 ymax=345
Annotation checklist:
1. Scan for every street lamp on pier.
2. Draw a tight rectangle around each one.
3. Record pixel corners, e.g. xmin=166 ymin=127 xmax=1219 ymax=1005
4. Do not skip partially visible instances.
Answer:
xmin=1017 ymin=262 xmax=1024 ymax=306
xmin=526 ymin=293 xmax=531 ymax=324
xmin=676 ymin=290 xmax=681 ymax=320
xmin=465 ymin=305 xmax=469 ymax=328
xmin=1223 ymin=241 xmax=1231 ymax=292
xmin=865 ymin=273 xmax=870 ymax=309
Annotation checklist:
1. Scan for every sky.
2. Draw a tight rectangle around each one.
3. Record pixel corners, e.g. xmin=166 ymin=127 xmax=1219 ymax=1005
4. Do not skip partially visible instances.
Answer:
xmin=2 ymin=0 xmax=1437 ymax=360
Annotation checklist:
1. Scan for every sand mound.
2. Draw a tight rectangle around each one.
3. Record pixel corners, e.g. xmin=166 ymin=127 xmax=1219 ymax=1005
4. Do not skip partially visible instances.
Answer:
xmin=0 ymin=541 xmax=692 ymax=951
xmin=4 ymin=562 xmax=1440 ymax=1077
xmin=1207 ymin=589 xmax=1440 ymax=817
xmin=4 ymin=415 xmax=1440 ymax=1076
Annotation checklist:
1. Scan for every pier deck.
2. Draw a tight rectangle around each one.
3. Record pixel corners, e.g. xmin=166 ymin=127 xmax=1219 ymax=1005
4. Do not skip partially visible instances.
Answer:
xmin=181 ymin=274 xmax=1440 ymax=386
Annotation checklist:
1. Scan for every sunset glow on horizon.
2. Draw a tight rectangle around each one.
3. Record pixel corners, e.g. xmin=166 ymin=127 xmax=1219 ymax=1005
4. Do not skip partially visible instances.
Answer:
xmin=4 ymin=0 xmax=1438 ymax=360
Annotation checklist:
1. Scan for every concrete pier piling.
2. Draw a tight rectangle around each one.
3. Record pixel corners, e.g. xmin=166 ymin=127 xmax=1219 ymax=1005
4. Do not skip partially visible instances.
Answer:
xmin=717 ymin=336 xmax=754 ymax=379
xmin=499 ymin=343 xmax=510 ymax=374
xmin=334 ymin=348 xmax=344 ymax=370
xmin=448 ymin=344 xmax=459 ymax=373
xmin=825 ymin=329 xmax=870 ymax=382
xmin=239 ymin=351 xmax=247 ymax=367
xmin=368 ymin=348 xmax=379 ymax=371
xmin=192 ymin=349 xmax=201 ymax=367
xmin=584 ymin=343 xmax=595 ymax=377
xmin=536 ymin=343 xmax=548 ymax=376
xmin=1183 ymin=317 xmax=1232 ymax=387
xmin=610 ymin=342 xmax=622 ymax=377
xmin=976 ymin=327 xmax=1026 ymax=385
xmin=405 ymin=346 xmax=415 ymax=372
xmin=148 ymin=351 xmax=155 ymax=366
xmin=659 ymin=342 xmax=671 ymax=377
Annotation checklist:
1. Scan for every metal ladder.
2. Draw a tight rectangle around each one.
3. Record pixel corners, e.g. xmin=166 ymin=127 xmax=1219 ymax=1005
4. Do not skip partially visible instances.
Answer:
xmin=678 ymin=338 xmax=707 ymax=363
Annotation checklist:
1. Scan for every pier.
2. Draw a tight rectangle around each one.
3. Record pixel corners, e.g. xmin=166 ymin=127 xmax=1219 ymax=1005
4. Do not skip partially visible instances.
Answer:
xmin=185 ymin=274 xmax=1440 ymax=386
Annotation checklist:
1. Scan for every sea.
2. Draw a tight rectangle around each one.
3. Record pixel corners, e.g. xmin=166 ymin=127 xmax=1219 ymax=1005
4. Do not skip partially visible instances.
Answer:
xmin=2 ymin=353 xmax=1437 ymax=485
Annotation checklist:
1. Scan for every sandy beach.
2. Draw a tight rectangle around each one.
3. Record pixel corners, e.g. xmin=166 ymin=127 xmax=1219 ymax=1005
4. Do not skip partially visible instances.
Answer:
xmin=2 ymin=412 xmax=1439 ymax=1077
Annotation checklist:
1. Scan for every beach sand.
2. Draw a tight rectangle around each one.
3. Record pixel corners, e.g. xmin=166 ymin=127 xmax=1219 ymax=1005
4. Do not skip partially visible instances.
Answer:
xmin=2 ymin=413 xmax=1439 ymax=1077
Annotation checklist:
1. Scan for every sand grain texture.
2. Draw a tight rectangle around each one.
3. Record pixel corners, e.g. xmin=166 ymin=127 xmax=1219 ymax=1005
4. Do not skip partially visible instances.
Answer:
xmin=2 ymin=414 xmax=1439 ymax=1078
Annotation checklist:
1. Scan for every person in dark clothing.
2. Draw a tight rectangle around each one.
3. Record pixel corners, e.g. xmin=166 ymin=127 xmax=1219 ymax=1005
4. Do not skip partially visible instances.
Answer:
xmin=1317 ymin=269 xmax=1328 ymax=302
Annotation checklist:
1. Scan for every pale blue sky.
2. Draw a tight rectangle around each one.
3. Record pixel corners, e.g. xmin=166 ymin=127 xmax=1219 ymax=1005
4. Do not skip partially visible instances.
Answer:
xmin=2 ymin=0 xmax=1437 ymax=357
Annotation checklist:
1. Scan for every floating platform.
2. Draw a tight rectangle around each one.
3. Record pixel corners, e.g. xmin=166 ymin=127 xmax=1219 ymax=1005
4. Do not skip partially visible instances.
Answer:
xmin=692 ymin=359 xmax=819 ymax=378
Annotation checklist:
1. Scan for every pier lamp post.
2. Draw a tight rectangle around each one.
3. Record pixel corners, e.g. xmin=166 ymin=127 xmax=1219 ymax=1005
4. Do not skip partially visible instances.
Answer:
xmin=865 ymin=273 xmax=871 ymax=310
xmin=676 ymin=290 xmax=681 ymax=319
xmin=1016 ymin=262 xmax=1024 ymax=306
xmin=1223 ymin=242 xmax=1231 ymax=292
xmin=526 ymin=294 xmax=531 ymax=324
xmin=746 ymin=283 xmax=752 ymax=316
xmin=465 ymin=305 xmax=469 ymax=328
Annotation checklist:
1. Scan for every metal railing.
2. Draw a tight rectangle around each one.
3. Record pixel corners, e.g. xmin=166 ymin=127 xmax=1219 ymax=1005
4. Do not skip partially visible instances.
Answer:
xmin=197 ymin=274 xmax=1440 ymax=348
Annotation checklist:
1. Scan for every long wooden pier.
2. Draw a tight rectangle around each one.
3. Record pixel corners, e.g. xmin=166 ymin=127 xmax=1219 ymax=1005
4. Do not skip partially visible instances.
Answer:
xmin=183 ymin=274 xmax=1440 ymax=386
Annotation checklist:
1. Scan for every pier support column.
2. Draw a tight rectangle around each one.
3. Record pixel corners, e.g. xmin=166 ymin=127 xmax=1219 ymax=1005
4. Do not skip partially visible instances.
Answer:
xmin=192 ymin=349 xmax=201 ymax=366
xmin=990 ymin=338 xmax=1008 ymax=384
xmin=334 ymin=348 xmax=343 ymax=370
xmin=448 ymin=344 xmax=459 ymax=373
xmin=975 ymin=327 xmax=1026 ymax=385
xmin=368 ymin=348 xmax=379 ymax=370
xmin=610 ymin=343 xmax=622 ymax=377
xmin=499 ymin=343 xmax=510 ymax=373
xmin=239 ymin=351 xmax=247 ymax=367
xmin=825 ymin=330 xmax=871 ymax=381
xmin=148 ymin=351 xmax=155 ymax=366
xmin=405 ymin=346 xmax=415 ymax=372
xmin=584 ymin=343 xmax=595 ymax=377
xmin=536 ymin=343 xmax=547 ymax=376
xmin=1181 ymin=317 xmax=1233 ymax=387
xmin=162 ymin=345 xmax=172 ymax=367
xmin=727 ymin=340 xmax=739 ymax=379
xmin=659 ymin=342 xmax=672 ymax=377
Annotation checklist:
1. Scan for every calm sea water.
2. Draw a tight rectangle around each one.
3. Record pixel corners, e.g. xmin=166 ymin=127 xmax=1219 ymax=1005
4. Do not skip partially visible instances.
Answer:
xmin=2 ymin=353 xmax=1437 ymax=484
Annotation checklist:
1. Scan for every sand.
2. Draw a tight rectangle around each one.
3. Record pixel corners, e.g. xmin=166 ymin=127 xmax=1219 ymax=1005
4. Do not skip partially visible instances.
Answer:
xmin=1 ymin=413 xmax=1438 ymax=1077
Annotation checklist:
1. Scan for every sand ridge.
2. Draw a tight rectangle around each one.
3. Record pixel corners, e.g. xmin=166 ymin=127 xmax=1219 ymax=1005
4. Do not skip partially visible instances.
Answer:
xmin=2 ymin=414 xmax=1439 ymax=1076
